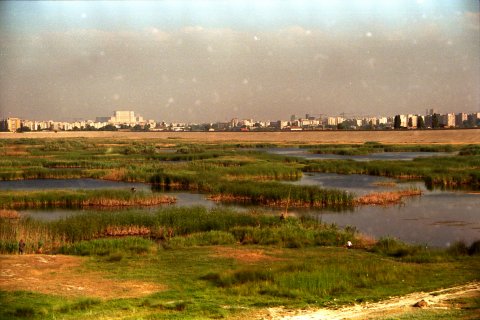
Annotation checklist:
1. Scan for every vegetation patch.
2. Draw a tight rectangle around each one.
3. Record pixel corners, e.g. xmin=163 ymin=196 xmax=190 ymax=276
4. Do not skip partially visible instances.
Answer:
xmin=355 ymin=189 xmax=422 ymax=205
xmin=0 ymin=189 xmax=176 ymax=209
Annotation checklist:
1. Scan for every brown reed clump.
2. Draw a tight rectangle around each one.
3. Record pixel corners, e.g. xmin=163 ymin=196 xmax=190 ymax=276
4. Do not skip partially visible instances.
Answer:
xmin=81 ymin=195 xmax=176 ymax=207
xmin=102 ymin=168 xmax=127 ymax=181
xmin=207 ymin=194 xmax=251 ymax=202
xmin=0 ymin=209 xmax=20 ymax=219
xmin=355 ymin=189 xmax=422 ymax=206
xmin=102 ymin=225 xmax=151 ymax=237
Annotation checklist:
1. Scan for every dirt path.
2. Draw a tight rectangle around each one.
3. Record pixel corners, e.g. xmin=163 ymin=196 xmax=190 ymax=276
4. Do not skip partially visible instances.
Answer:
xmin=0 ymin=254 xmax=165 ymax=299
xmin=265 ymin=282 xmax=480 ymax=320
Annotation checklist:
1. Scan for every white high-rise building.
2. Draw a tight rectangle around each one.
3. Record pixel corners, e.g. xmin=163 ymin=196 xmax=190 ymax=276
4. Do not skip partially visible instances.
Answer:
xmin=110 ymin=111 xmax=136 ymax=124
xmin=442 ymin=113 xmax=456 ymax=128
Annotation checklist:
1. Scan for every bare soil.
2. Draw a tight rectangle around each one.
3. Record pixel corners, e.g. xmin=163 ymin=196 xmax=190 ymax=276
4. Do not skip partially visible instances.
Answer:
xmin=262 ymin=282 xmax=480 ymax=320
xmin=1 ymin=129 xmax=479 ymax=144
xmin=0 ymin=254 xmax=165 ymax=299
xmin=212 ymin=247 xmax=285 ymax=264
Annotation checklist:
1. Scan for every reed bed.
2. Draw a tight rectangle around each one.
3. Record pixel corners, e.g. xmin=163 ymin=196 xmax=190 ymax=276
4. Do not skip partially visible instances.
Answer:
xmin=0 ymin=189 xmax=176 ymax=209
xmin=0 ymin=207 xmax=357 ymax=253
xmin=149 ymin=151 xmax=224 ymax=161
xmin=219 ymin=162 xmax=302 ymax=181
xmin=207 ymin=181 xmax=354 ymax=208
xmin=0 ymin=209 xmax=19 ymax=219
xmin=58 ymin=237 xmax=154 ymax=256
xmin=304 ymin=154 xmax=480 ymax=190
xmin=308 ymin=142 xmax=458 ymax=155
xmin=355 ymin=189 xmax=422 ymax=205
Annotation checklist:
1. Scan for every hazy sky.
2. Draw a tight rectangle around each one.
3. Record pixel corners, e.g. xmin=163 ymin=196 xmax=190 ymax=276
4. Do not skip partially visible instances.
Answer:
xmin=1 ymin=0 xmax=479 ymax=122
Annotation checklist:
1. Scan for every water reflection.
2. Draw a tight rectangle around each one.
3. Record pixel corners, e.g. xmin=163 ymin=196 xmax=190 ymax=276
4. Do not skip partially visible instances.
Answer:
xmin=308 ymin=193 xmax=480 ymax=247
xmin=0 ymin=179 xmax=151 ymax=191
xmin=264 ymin=147 xmax=453 ymax=161
xmin=290 ymin=172 xmax=424 ymax=196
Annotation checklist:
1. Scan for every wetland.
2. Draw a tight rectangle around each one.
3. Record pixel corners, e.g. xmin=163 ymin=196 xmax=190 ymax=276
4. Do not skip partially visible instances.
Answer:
xmin=1 ymin=136 xmax=479 ymax=319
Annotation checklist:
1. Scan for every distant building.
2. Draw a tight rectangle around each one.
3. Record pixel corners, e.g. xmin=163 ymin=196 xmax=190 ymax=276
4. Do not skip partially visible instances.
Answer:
xmin=327 ymin=117 xmax=344 ymax=126
xmin=441 ymin=113 xmax=456 ymax=128
xmin=1 ymin=118 xmax=22 ymax=132
xmin=110 ymin=111 xmax=135 ymax=124
xmin=96 ymin=116 xmax=110 ymax=122
xmin=230 ymin=118 xmax=239 ymax=128
xmin=467 ymin=113 xmax=480 ymax=127
xmin=363 ymin=117 xmax=377 ymax=127
xmin=455 ymin=113 xmax=468 ymax=127
xmin=300 ymin=118 xmax=319 ymax=128
xmin=408 ymin=115 xmax=418 ymax=128
xmin=378 ymin=117 xmax=388 ymax=125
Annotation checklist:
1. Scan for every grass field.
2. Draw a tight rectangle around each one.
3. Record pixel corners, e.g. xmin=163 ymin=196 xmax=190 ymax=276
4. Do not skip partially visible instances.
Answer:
xmin=1 ymin=128 xmax=480 ymax=144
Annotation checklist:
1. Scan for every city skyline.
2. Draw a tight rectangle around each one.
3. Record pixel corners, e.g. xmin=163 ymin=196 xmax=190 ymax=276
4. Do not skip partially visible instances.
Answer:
xmin=3 ymin=108 xmax=479 ymax=133
xmin=1 ymin=0 xmax=479 ymax=122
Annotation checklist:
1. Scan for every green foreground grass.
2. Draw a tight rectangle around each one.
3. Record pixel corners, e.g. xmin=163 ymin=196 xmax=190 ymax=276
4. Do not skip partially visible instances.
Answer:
xmin=1 ymin=242 xmax=479 ymax=320
xmin=1 ymin=206 xmax=479 ymax=319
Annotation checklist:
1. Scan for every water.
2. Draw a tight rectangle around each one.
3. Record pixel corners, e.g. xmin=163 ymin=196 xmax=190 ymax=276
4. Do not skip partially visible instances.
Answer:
xmin=0 ymin=178 xmax=244 ymax=210
xmin=282 ymin=173 xmax=479 ymax=246
xmin=299 ymin=192 xmax=480 ymax=247
xmin=290 ymin=172 xmax=424 ymax=196
xmin=2 ymin=177 xmax=478 ymax=247
xmin=264 ymin=147 xmax=453 ymax=161
xmin=0 ymin=179 xmax=152 ymax=191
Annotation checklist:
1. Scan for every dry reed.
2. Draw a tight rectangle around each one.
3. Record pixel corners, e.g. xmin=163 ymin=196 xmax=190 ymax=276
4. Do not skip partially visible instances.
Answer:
xmin=0 ymin=210 xmax=19 ymax=219
xmin=355 ymin=189 xmax=422 ymax=205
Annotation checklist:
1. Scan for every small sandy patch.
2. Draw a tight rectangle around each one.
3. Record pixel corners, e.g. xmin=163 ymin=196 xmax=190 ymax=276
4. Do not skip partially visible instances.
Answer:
xmin=212 ymin=247 xmax=284 ymax=264
xmin=0 ymin=254 xmax=165 ymax=299
xmin=264 ymin=281 xmax=480 ymax=320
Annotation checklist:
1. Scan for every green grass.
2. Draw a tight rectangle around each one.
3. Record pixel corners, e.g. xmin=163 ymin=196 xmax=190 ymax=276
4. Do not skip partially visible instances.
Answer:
xmin=1 ymin=245 xmax=478 ymax=319
xmin=0 ymin=189 xmax=174 ymax=209
xmin=0 ymin=207 xmax=357 ymax=253
xmin=307 ymin=142 xmax=458 ymax=155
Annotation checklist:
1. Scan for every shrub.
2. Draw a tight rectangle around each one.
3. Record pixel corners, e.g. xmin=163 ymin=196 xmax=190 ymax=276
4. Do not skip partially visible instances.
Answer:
xmin=468 ymin=240 xmax=480 ymax=255
xmin=371 ymin=237 xmax=418 ymax=257
xmin=14 ymin=306 xmax=35 ymax=317
xmin=448 ymin=241 xmax=469 ymax=256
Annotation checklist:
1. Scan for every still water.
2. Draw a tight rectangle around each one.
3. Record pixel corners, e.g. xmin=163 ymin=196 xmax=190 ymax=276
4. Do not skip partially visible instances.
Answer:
xmin=264 ymin=147 xmax=453 ymax=161
xmin=290 ymin=172 xmax=425 ymax=195
xmin=1 ymin=177 xmax=478 ymax=247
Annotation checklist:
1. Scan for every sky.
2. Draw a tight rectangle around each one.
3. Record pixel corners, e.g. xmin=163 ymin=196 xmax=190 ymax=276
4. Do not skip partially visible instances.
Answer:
xmin=0 ymin=0 xmax=479 ymax=122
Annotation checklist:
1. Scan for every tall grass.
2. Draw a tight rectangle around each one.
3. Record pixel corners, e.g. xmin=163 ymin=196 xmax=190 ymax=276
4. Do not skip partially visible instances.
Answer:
xmin=0 ymin=207 xmax=357 ymax=253
xmin=309 ymin=142 xmax=457 ymax=155
xmin=208 ymin=181 xmax=354 ymax=208
xmin=0 ymin=189 xmax=175 ymax=209
xmin=304 ymin=154 xmax=480 ymax=189
xmin=58 ymin=237 xmax=154 ymax=256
